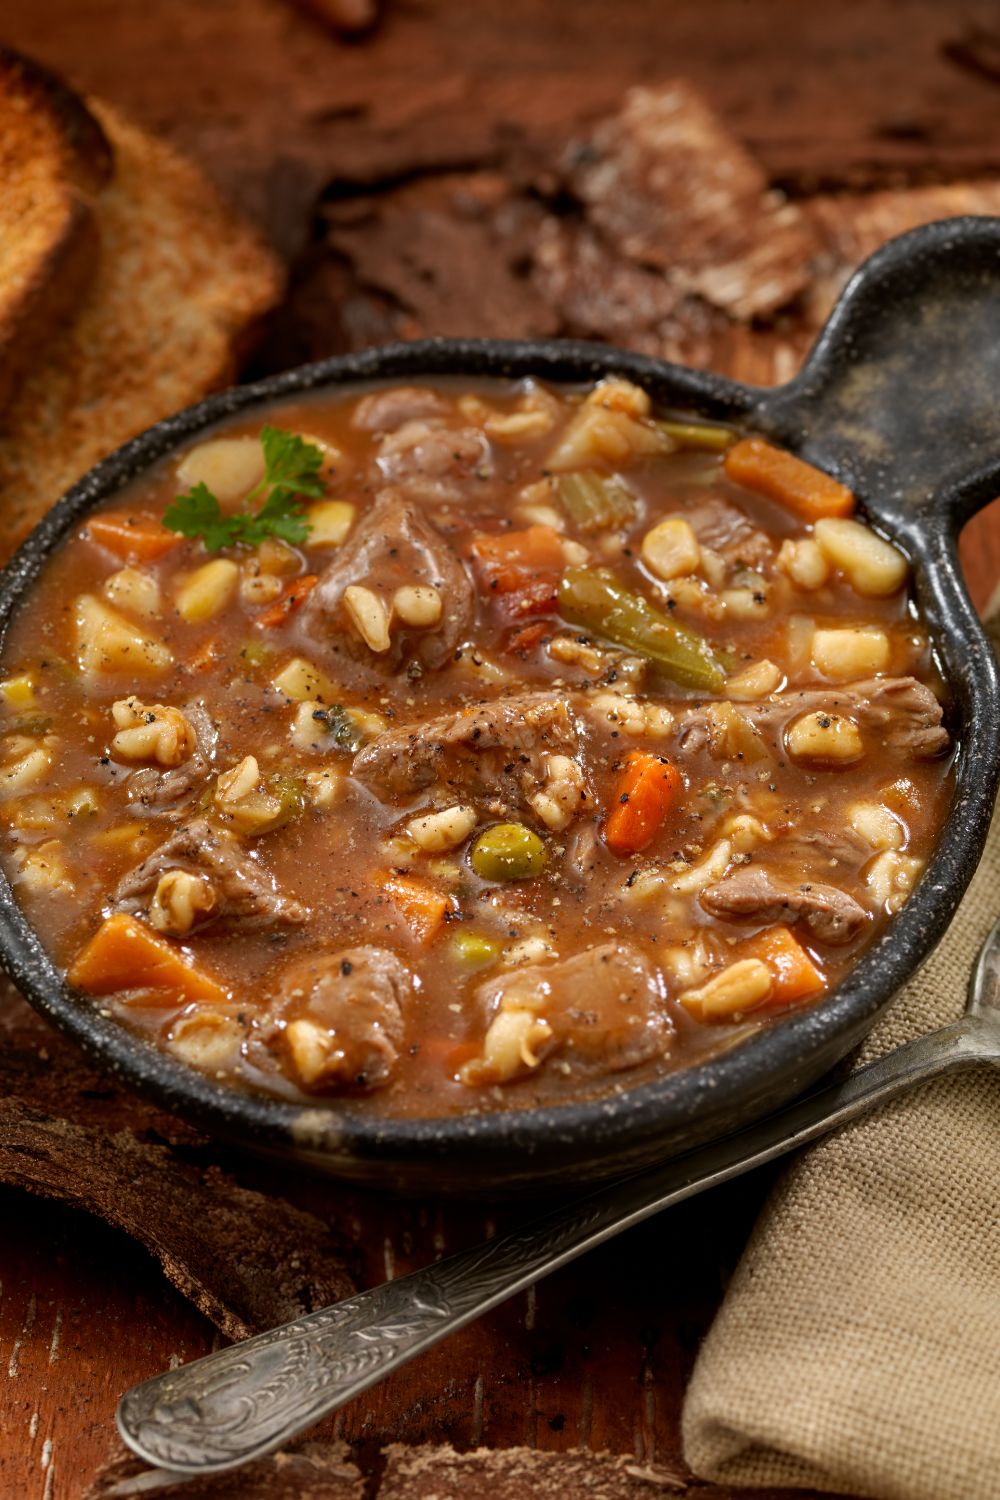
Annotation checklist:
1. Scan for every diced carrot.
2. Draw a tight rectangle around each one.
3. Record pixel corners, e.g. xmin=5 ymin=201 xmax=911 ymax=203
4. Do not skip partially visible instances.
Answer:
xmin=724 ymin=438 xmax=855 ymax=521
xmin=604 ymin=751 xmax=682 ymax=856
xmin=379 ymin=872 xmax=455 ymax=945
xmin=86 ymin=512 xmax=184 ymax=561
xmin=742 ymin=924 xmax=825 ymax=1007
xmin=68 ymin=912 xmax=230 ymax=1006
xmin=254 ymin=574 xmax=319 ymax=630
xmin=471 ymin=525 xmax=565 ymax=617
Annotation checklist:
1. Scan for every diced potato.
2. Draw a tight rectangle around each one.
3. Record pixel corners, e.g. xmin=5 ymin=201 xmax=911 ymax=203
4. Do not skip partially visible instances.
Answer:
xmin=344 ymin=585 xmax=391 ymax=653
xmin=811 ymin=626 xmax=890 ymax=679
xmin=814 ymin=517 xmax=908 ymax=597
xmin=103 ymin=566 xmax=161 ymax=619
xmin=546 ymin=379 xmax=668 ymax=471
xmin=849 ymin=801 xmax=905 ymax=851
xmin=176 ymin=437 xmax=265 ymax=502
xmin=866 ymin=850 xmax=924 ymax=913
xmin=74 ymin=595 xmax=172 ymax=678
xmin=66 ymin=786 xmax=101 ymax=819
xmin=641 ymin=518 xmax=701 ymax=582
xmin=406 ymin=803 xmax=478 ymax=853
xmin=777 ymin=537 xmax=830 ymax=590
xmin=306 ymin=499 xmax=356 ymax=547
xmin=175 ymin=559 xmax=240 ymax=624
xmin=786 ymin=710 xmax=864 ymax=764
xmin=88 ymin=822 xmax=158 ymax=858
xmin=721 ymin=813 xmax=772 ymax=853
xmin=679 ymin=959 xmax=773 ymax=1021
xmin=273 ymin=656 xmax=340 ymax=704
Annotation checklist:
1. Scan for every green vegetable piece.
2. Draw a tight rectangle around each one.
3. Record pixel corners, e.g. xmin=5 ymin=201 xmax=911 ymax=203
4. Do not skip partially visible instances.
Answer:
xmin=470 ymin=823 xmax=547 ymax=882
xmin=556 ymin=471 xmax=635 ymax=532
xmin=265 ymin=772 xmax=307 ymax=826
xmin=656 ymin=419 xmax=734 ymax=452
xmin=319 ymin=704 xmax=364 ymax=754
xmin=164 ymin=426 xmax=326 ymax=552
xmin=11 ymin=714 xmax=53 ymax=736
xmin=558 ymin=566 xmax=730 ymax=693
xmin=450 ymin=929 xmax=501 ymax=968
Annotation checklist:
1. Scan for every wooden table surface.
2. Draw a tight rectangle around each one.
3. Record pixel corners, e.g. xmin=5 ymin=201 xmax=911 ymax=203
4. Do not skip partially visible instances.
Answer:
xmin=3 ymin=3 xmax=1000 ymax=1496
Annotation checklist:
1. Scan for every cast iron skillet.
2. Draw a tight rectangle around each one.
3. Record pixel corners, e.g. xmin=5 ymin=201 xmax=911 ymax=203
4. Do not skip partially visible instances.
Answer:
xmin=1 ymin=217 xmax=1000 ymax=1194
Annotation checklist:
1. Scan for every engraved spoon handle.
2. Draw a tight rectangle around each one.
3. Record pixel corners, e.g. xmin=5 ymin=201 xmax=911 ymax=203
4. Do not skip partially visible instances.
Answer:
xmin=117 ymin=1002 xmax=1000 ymax=1484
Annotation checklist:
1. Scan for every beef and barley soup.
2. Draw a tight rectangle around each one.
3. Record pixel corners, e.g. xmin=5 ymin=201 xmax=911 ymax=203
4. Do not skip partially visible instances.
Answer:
xmin=0 ymin=377 xmax=952 ymax=1118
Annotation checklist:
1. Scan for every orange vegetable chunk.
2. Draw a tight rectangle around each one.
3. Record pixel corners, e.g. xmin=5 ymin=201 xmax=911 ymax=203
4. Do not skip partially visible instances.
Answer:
xmin=743 ymin=924 xmax=825 ymax=1006
xmin=471 ymin=525 xmax=565 ymax=591
xmin=255 ymin=574 xmax=319 ymax=630
xmin=68 ymin=912 xmax=230 ymax=1006
xmin=86 ymin=512 xmax=184 ymax=561
xmin=724 ymin=437 xmax=855 ymax=522
xmin=379 ymin=871 xmax=454 ymax=945
xmin=604 ymin=750 xmax=682 ymax=856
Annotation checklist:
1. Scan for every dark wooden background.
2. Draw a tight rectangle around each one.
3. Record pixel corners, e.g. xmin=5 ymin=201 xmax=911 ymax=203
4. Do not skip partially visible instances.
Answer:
xmin=3 ymin=2 xmax=1000 ymax=1496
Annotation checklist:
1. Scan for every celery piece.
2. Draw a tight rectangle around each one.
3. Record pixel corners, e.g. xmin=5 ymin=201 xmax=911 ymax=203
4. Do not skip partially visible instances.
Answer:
xmin=450 ymin=929 xmax=501 ymax=968
xmin=265 ymin=773 xmax=308 ymax=826
xmin=558 ymin=567 xmax=730 ymax=693
xmin=656 ymin=420 xmax=734 ymax=452
xmin=556 ymin=471 xmax=635 ymax=532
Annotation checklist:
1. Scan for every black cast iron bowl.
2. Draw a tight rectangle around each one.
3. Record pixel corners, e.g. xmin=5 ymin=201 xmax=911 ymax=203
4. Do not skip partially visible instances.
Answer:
xmin=1 ymin=217 xmax=1000 ymax=1194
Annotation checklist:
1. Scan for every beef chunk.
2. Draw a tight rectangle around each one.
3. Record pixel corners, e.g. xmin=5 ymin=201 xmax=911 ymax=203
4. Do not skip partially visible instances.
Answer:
xmin=114 ymin=817 xmax=308 ymax=931
xmin=352 ymin=691 xmax=581 ymax=811
xmin=700 ymin=867 xmax=868 ymax=945
xmin=475 ymin=942 xmax=672 ymax=1079
xmin=299 ymin=488 xmax=475 ymax=677
xmin=125 ymin=702 xmax=217 ymax=818
xmin=267 ymin=945 xmax=411 ymax=1093
xmin=676 ymin=677 xmax=948 ymax=760
xmin=352 ymin=386 xmax=450 ymax=432
xmin=374 ymin=420 xmax=492 ymax=501
xmin=683 ymin=496 xmax=774 ymax=571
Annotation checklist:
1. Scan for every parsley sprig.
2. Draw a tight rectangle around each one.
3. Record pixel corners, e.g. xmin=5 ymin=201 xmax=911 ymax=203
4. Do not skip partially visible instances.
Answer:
xmin=164 ymin=426 xmax=326 ymax=552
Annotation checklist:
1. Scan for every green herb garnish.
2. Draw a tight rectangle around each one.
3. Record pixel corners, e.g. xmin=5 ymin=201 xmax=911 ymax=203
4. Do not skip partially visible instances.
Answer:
xmin=164 ymin=426 xmax=326 ymax=552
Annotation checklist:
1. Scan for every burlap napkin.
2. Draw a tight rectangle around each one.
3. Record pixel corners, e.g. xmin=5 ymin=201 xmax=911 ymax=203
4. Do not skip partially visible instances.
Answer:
xmin=682 ymin=617 xmax=1000 ymax=1499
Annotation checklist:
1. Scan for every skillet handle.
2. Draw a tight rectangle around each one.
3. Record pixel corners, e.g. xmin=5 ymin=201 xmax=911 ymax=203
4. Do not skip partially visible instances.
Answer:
xmin=753 ymin=216 xmax=1000 ymax=535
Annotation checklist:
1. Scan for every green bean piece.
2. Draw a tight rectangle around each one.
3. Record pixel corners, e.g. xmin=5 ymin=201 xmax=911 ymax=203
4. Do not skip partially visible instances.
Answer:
xmin=450 ymin=929 xmax=501 ymax=968
xmin=556 ymin=471 xmax=635 ymax=532
xmin=470 ymin=823 xmax=547 ymax=882
xmin=558 ymin=567 xmax=730 ymax=693
xmin=656 ymin=419 xmax=735 ymax=452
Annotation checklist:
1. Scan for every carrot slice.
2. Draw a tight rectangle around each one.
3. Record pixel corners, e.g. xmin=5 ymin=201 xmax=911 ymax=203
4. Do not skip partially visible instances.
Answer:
xmin=724 ymin=438 xmax=855 ymax=521
xmin=86 ymin=512 xmax=183 ymax=561
xmin=604 ymin=751 xmax=682 ymax=856
xmin=379 ymin=872 xmax=455 ymax=945
xmin=68 ymin=912 xmax=230 ymax=1006
xmin=742 ymin=924 xmax=825 ymax=1007
xmin=254 ymin=574 xmax=319 ymax=630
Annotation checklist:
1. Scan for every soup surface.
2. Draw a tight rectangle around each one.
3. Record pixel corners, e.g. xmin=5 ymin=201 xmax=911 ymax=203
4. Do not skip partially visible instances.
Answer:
xmin=0 ymin=377 xmax=953 ymax=1118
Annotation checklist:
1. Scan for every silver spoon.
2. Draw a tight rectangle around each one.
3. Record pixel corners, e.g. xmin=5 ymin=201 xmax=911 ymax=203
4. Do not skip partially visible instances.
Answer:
xmin=112 ymin=916 xmax=1000 ymax=1493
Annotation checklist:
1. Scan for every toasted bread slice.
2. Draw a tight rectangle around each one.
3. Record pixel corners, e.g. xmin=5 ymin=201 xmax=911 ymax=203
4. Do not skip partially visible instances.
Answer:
xmin=0 ymin=95 xmax=284 ymax=550
xmin=0 ymin=46 xmax=112 ymax=410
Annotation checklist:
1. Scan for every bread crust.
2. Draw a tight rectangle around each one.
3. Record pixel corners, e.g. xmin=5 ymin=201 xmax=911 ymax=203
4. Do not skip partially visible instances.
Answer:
xmin=0 ymin=46 xmax=114 ymax=406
